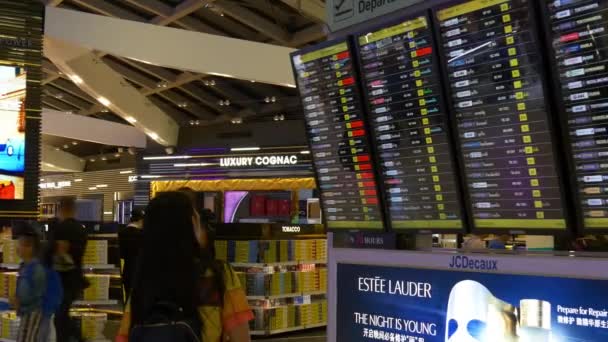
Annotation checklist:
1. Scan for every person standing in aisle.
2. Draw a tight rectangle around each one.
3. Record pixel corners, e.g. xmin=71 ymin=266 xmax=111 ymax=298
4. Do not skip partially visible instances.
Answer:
xmin=116 ymin=192 xmax=253 ymax=342
xmin=14 ymin=225 xmax=48 ymax=342
xmin=44 ymin=219 xmax=88 ymax=342
xmin=118 ymin=208 xmax=145 ymax=302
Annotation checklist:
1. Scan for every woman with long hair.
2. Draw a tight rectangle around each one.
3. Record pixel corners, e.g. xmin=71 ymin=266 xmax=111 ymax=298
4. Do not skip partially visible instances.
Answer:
xmin=116 ymin=192 xmax=253 ymax=342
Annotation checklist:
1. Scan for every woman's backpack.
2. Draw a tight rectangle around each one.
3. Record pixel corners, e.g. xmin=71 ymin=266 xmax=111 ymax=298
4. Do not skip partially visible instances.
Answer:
xmin=129 ymin=302 xmax=202 ymax=342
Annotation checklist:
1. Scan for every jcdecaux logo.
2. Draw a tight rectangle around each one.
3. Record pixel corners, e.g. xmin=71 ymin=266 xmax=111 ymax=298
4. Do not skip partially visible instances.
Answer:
xmin=449 ymin=255 xmax=498 ymax=271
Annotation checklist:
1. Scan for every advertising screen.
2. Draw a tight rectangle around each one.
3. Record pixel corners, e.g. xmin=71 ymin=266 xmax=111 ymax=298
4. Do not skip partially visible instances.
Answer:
xmin=356 ymin=15 xmax=465 ymax=231
xmin=542 ymin=0 xmax=608 ymax=230
xmin=291 ymin=40 xmax=385 ymax=230
xmin=0 ymin=65 xmax=26 ymax=200
xmin=337 ymin=261 xmax=608 ymax=342
xmin=435 ymin=0 xmax=568 ymax=230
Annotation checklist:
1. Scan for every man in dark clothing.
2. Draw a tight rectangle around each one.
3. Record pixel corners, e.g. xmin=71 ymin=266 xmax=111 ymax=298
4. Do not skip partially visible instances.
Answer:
xmin=45 ymin=210 xmax=88 ymax=342
xmin=118 ymin=208 xmax=144 ymax=302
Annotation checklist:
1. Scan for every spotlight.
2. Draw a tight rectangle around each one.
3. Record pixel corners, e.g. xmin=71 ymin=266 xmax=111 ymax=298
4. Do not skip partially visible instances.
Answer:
xmin=165 ymin=147 xmax=175 ymax=155
xmin=101 ymin=156 xmax=107 ymax=161
xmin=195 ymin=120 xmax=200 ymax=126
xmin=271 ymin=96 xmax=276 ymax=103
xmin=264 ymin=97 xmax=270 ymax=103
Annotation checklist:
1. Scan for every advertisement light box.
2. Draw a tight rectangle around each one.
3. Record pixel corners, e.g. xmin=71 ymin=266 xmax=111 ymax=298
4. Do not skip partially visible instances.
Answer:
xmin=331 ymin=248 xmax=608 ymax=342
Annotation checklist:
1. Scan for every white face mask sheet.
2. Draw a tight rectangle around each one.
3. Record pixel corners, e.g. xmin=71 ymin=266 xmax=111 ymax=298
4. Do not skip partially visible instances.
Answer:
xmin=445 ymin=280 xmax=517 ymax=342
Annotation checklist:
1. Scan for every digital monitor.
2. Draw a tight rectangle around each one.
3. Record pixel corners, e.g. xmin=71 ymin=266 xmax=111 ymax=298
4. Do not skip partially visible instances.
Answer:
xmin=435 ymin=0 xmax=568 ymax=231
xmin=291 ymin=40 xmax=385 ymax=230
xmin=0 ymin=65 xmax=26 ymax=200
xmin=542 ymin=0 xmax=608 ymax=230
xmin=355 ymin=15 xmax=466 ymax=231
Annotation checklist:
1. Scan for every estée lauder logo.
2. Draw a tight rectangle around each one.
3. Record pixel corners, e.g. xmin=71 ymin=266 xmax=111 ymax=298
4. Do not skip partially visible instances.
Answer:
xmin=0 ymin=37 xmax=33 ymax=48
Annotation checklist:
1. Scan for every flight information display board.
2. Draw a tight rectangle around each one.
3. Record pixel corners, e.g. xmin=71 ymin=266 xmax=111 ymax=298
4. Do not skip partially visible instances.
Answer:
xmin=436 ymin=0 xmax=568 ymax=230
xmin=291 ymin=40 xmax=385 ymax=230
xmin=355 ymin=16 xmax=465 ymax=231
xmin=543 ymin=0 xmax=608 ymax=230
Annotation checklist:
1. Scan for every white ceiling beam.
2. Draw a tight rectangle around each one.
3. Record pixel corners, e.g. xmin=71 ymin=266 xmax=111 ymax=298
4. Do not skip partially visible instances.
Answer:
xmin=45 ymin=36 xmax=179 ymax=146
xmin=280 ymin=0 xmax=326 ymax=23
xmin=42 ymin=109 xmax=147 ymax=148
xmin=41 ymin=144 xmax=86 ymax=173
xmin=45 ymin=7 xmax=296 ymax=86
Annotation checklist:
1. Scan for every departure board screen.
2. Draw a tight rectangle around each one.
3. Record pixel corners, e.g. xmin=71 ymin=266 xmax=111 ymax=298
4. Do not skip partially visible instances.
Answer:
xmin=291 ymin=41 xmax=385 ymax=230
xmin=436 ymin=0 xmax=568 ymax=230
xmin=356 ymin=16 xmax=465 ymax=231
xmin=544 ymin=0 xmax=608 ymax=230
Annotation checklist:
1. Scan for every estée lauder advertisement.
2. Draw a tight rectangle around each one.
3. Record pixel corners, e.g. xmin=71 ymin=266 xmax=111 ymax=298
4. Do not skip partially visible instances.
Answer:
xmin=337 ymin=259 xmax=608 ymax=341
xmin=0 ymin=65 xmax=26 ymax=200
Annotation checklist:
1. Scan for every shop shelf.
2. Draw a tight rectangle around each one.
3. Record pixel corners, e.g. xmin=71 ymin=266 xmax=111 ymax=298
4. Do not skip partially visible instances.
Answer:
xmin=247 ymin=290 xmax=326 ymax=301
xmin=0 ymin=263 xmax=116 ymax=270
xmin=231 ymin=260 xmax=326 ymax=268
xmin=73 ymin=300 xmax=119 ymax=306
xmin=250 ymin=322 xmax=327 ymax=336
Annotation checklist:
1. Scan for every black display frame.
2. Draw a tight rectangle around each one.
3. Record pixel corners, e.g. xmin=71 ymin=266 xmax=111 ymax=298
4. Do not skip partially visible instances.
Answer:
xmin=537 ymin=0 xmax=601 ymax=234
xmin=351 ymin=11 xmax=471 ymax=234
xmin=430 ymin=0 xmax=576 ymax=235
xmin=289 ymin=37 xmax=389 ymax=232
xmin=0 ymin=0 xmax=43 ymax=220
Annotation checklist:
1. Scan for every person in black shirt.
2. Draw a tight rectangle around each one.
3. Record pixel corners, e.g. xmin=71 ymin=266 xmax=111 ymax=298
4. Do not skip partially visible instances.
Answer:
xmin=118 ymin=208 xmax=144 ymax=302
xmin=44 ymin=218 xmax=88 ymax=342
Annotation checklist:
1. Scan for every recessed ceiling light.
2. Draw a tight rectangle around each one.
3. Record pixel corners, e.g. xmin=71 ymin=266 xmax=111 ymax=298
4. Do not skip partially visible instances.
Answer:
xmin=101 ymin=156 xmax=107 ymax=161
xmin=63 ymin=144 xmax=69 ymax=149
xmin=90 ymin=158 xmax=96 ymax=162
xmin=72 ymin=141 xmax=78 ymax=145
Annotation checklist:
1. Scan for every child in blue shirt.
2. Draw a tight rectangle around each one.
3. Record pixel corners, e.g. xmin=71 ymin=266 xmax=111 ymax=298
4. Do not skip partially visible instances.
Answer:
xmin=14 ymin=228 xmax=50 ymax=342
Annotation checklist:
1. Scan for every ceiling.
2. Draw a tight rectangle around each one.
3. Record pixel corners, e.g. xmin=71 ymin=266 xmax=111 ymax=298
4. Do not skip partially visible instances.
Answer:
xmin=40 ymin=0 xmax=327 ymax=140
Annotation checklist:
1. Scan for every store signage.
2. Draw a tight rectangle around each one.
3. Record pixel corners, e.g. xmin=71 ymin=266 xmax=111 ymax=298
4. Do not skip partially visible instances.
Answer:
xmin=326 ymin=0 xmax=424 ymax=32
xmin=0 ymin=37 xmax=32 ymax=48
xmin=39 ymin=181 xmax=71 ymax=189
xmin=128 ymin=175 xmax=138 ymax=183
xmin=282 ymin=225 xmax=301 ymax=233
xmin=336 ymin=262 xmax=608 ymax=342
xmin=219 ymin=155 xmax=298 ymax=168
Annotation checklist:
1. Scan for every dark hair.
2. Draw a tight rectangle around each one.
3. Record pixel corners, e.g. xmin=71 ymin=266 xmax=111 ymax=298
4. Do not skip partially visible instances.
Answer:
xmin=131 ymin=192 xmax=212 ymax=327
xmin=15 ymin=222 xmax=41 ymax=256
